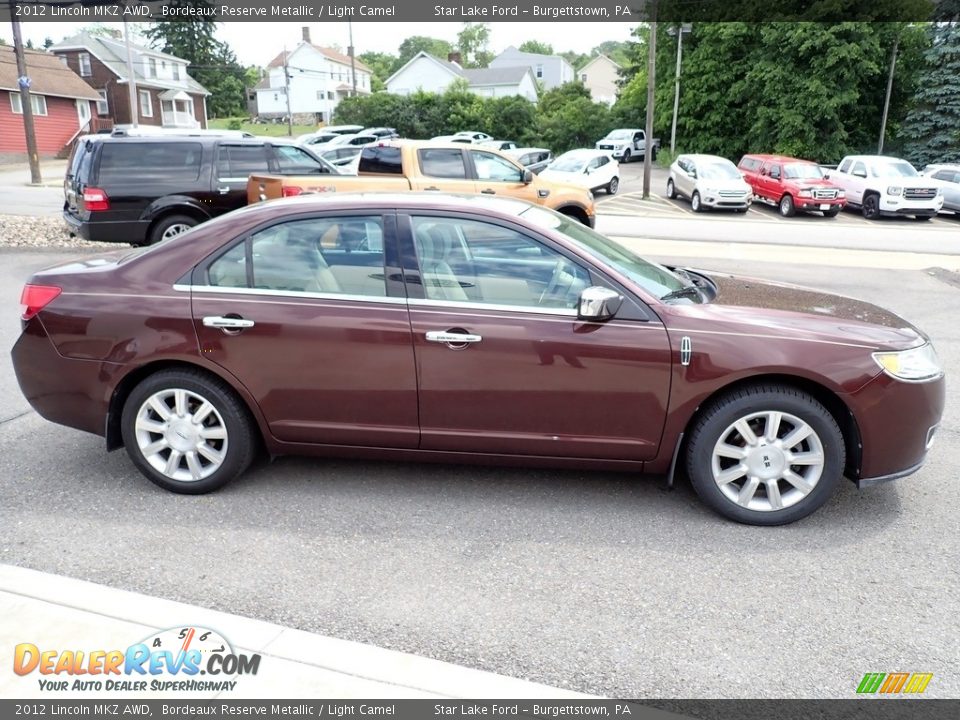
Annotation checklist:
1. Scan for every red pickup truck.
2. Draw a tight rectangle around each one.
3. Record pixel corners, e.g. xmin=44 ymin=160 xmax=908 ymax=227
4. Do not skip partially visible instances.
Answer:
xmin=739 ymin=153 xmax=846 ymax=217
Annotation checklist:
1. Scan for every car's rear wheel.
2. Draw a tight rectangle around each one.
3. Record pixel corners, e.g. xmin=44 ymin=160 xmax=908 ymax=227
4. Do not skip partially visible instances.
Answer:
xmin=862 ymin=193 xmax=881 ymax=220
xmin=825 ymin=207 xmax=841 ymax=218
xmin=691 ymin=191 xmax=703 ymax=212
xmin=607 ymin=176 xmax=619 ymax=195
xmin=666 ymin=178 xmax=677 ymax=199
xmin=149 ymin=214 xmax=198 ymax=245
xmin=779 ymin=194 xmax=796 ymax=217
xmin=685 ymin=385 xmax=844 ymax=525
xmin=121 ymin=369 xmax=257 ymax=494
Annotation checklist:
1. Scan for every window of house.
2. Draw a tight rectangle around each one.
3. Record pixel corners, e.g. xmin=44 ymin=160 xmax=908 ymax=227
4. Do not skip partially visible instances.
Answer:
xmin=327 ymin=91 xmax=334 ymax=100
xmin=79 ymin=53 xmax=91 ymax=77
xmin=10 ymin=94 xmax=47 ymax=116
xmin=139 ymin=90 xmax=153 ymax=117
xmin=148 ymin=58 xmax=157 ymax=78
xmin=536 ymin=64 xmax=543 ymax=78
xmin=59 ymin=56 xmax=69 ymax=67
xmin=96 ymin=89 xmax=109 ymax=115
xmin=173 ymin=65 xmax=181 ymax=81
xmin=581 ymin=73 xmax=587 ymax=82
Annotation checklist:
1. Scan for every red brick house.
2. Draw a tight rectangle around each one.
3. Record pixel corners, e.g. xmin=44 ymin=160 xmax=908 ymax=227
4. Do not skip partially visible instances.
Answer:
xmin=51 ymin=32 xmax=210 ymax=130
xmin=0 ymin=46 xmax=100 ymax=160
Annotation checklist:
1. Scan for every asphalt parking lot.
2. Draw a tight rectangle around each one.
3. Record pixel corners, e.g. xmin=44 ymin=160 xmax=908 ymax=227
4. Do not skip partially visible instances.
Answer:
xmin=1 ymin=236 xmax=957 ymax=698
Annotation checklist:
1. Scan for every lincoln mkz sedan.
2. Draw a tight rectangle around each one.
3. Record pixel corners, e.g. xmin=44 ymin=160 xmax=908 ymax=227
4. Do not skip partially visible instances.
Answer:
xmin=12 ymin=194 xmax=944 ymax=525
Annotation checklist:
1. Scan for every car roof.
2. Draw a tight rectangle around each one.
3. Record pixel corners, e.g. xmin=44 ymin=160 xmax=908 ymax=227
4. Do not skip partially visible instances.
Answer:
xmin=256 ymin=192 xmax=534 ymax=219
xmin=506 ymin=147 xmax=550 ymax=154
xmin=741 ymin=153 xmax=815 ymax=165
xmin=681 ymin=153 xmax=735 ymax=163
xmin=556 ymin=149 xmax=607 ymax=159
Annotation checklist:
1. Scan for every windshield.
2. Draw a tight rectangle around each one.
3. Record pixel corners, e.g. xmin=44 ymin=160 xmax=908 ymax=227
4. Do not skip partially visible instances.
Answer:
xmin=784 ymin=163 xmax=824 ymax=180
xmin=519 ymin=206 xmax=690 ymax=300
xmin=872 ymin=160 xmax=919 ymax=178
xmin=606 ymin=130 xmax=633 ymax=140
xmin=549 ymin=155 xmax=587 ymax=172
xmin=699 ymin=161 xmax=741 ymax=180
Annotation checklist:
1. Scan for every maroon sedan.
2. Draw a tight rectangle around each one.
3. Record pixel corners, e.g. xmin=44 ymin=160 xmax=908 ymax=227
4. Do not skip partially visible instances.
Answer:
xmin=12 ymin=194 xmax=944 ymax=525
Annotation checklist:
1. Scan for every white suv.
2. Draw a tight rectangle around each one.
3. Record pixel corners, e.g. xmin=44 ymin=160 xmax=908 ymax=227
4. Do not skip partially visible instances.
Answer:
xmin=829 ymin=155 xmax=943 ymax=220
xmin=666 ymin=154 xmax=752 ymax=212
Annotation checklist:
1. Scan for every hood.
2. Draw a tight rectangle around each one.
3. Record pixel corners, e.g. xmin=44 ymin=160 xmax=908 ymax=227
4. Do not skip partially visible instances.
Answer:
xmin=700 ymin=177 xmax=751 ymax=192
xmin=670 ymin=270 xmax=926 ymax=350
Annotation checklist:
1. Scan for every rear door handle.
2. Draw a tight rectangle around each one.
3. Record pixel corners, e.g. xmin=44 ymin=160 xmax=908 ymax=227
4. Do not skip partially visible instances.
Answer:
xmin=203 ymin=316 xmax=255 ymax=329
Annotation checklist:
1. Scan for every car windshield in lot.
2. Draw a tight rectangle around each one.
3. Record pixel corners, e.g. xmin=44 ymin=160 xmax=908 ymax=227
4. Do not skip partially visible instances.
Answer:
xmin=784 ymin=163 xmax=825 ymax=179
xmin=873 ymin=161 xmax=919 ymax=177
xmin=519 ymin=205 xmax=689 ymax=299
xmin=606 ymin=130 xmax=632 ymax=140
xmin=700 ymin=161 xmax=741 ymax=180
xmin=549 ymin=154 xmax=588 ymax=172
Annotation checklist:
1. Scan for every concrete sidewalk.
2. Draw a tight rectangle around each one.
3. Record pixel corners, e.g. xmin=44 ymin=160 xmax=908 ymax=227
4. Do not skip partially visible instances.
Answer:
xmin=0 ymin=565 xmax=592 ymax=699
xmin=0 ymin=160 xmax=68 ymax=188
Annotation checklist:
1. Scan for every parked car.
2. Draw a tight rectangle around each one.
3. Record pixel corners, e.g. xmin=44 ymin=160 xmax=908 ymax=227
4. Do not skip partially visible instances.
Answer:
xmin=431 ymin=135 xmax=479 ymax=144
xmin=480 ymin=140 xmax=519 ymax=151
xmin=318 ymin=124 xmax=364 ymax=135
xmin=14 ymin=193 xmax=944 ymax=525
xmin=249 ymin=140 xmax=596 ymax=226
xmin=318 ymin=146 xmax=363 ymax=171
xmin=739 ymin=154 xmax=846 ymax=217
xmin=306 ymin=133 xmax=379 ymax=152
xmin=596 ymin=128 xmax=659 ymax=162
xmin=540 ymin=149 xmax=620 ymax=195
xmin=297 ymin=131 xmax=342 ymax=148
xmin=361 ymin=127 xmax=399 ymax=139
xmin=111 ymin=127 xmax=256 ymax=139
xmin=667 ymin=154 xmax=752 ymax=212
xmin=62 ymin=134 xmax=338 ymax=246
xmin=504 ymin=148 xmax=554 ymax=175
xmin=921 ymin=163 xmax=960 ymax=213
xmin=454 ymin=131 xmax=493 ymax=142
xmin=828 ymin=155 xmax=943 ymax=220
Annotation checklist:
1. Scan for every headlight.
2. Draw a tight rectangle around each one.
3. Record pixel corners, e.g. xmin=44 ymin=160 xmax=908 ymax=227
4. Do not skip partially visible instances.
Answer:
xmin=873 ymin=344 xmax=943 ymax=382
xmin=798 ymin=189 xmax=812 ymax=198
xmin=887 ymin=186 xmax=903 ymax=196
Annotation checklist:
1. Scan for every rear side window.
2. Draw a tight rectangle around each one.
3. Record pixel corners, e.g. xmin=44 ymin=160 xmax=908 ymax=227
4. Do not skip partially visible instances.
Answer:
xmin=419 ymin=148 xmax=467 ymax=179
xmin=358 ymin=146 xmax=402 ymax=174
xmin=217 ymin=144 xmax=270 ymax=179
xmin=98 ymin=142 xmax=202 ymax=181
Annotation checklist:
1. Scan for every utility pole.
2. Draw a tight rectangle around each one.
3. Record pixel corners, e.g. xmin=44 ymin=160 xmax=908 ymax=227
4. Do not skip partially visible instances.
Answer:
xmin=643 ymin=14 xmax=657 ymax=199
xmin=11 ymin=10 xmax=42 ymax=184
xmin=669 ymin=23 xmax=691 ymax=154
xmin=123 ymin=17 xmax=139 ymax=128
xmin=283 ymin=46 xmax=293 ymax=136
xmin=878 ymin=32 xmax=900 ymax=154
xmin=348 ymin=21 xmax=357 ymax=96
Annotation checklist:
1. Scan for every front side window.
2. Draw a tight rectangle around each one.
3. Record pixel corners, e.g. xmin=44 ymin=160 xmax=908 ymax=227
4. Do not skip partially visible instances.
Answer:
xmin=208 ymin=217 xmax=387 ymax=297
xmin=471 ymin=151 xmax=523 ymax=182
xmin=852 ymin=162 xmax=867 ymax=177
xmin=412 ymin=216 xmax=589 ymax=309
xmin=419 ymin=148 xmax=467 ymax=179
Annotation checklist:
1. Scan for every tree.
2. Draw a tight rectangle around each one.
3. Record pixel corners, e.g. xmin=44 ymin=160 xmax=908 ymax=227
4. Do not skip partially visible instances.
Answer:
xmin=397 ymin=36 xmax=453 ymax=66
xmin=457 ymin=23 xmax=493 ymax=67
xmin=359 ymin=51 xmax=400 ymax=91
xmin=900 ymin=22 xmax=960 ymax=166
xmin=519 ymin=40 xmax=554 ymax=55
xmin=591 ymin=41 xmax=631 ymax=66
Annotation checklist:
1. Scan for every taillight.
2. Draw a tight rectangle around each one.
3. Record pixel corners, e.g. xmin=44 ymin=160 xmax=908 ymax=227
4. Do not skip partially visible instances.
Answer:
xmin=20 ymin=284 xmax=62 ymax=321
xmin=281 ymin=186 xmax=304 ymax=197
xmin=82 ymin=187 xmax=110 ymax=211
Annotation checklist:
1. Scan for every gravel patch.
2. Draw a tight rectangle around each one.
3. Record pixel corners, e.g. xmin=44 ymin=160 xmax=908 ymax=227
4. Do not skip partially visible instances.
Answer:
xmin=0 ymin=214 xmax=111 ymax=249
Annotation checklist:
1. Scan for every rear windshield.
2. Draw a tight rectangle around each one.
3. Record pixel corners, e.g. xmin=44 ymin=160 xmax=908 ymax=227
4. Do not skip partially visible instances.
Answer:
xmin=358 ymin=146 xmax=403 ymax=174
xmin=99 ymin=142 xmax=203 ymax=181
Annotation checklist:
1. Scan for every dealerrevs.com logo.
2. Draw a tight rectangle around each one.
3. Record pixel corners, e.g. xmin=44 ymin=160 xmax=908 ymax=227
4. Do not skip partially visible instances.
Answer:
xmin=13 ymin=626 xmax=261 ymax=692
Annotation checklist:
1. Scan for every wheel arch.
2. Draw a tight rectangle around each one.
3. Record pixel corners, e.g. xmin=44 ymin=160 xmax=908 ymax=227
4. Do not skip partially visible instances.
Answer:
xmin=105 ymin=359 xmax=268 ymax=453
xmin=677 ymin=373 xmax=863 ymax=482
xmin=556 ymin=204 xmax=590 ymax=225
xmin=143 ymin=202 xmax=211 ymax=241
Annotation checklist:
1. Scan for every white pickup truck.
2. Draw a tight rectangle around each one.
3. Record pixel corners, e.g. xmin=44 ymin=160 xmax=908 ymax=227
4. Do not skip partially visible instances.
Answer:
xmin=828 ymin=155 xmax=943 ymax=220
xmin=595 ymin=128 xmax=660 ymax=163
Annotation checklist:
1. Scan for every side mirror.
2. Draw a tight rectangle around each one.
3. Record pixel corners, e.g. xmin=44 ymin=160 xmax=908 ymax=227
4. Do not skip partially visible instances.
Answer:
xmin=522 ymin=169 xmax=533 ymax=184
xmin=584 ymin=167 xmax=592 ymax=174
xmin=823 ymin=171 xmax=830 ymax=179
xmin=577 ymin=286 xmax=623 ymax=322
xmin=689 ymin=169 xmax=697 ymax=179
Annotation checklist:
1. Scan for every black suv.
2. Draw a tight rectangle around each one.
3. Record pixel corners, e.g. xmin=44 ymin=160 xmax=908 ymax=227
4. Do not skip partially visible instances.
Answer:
xmin=64 ymin=135 xmax=338 ymax=245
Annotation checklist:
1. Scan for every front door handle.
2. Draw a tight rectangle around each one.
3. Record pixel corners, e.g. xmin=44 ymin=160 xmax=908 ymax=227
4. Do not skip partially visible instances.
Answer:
xmin=424 ymin=186 xmax=440 ymax=191
xmin=426 ymin=330 xmax=482 ymax=348
xmin=203 ymin=315 xmax=255 ymax=330
xmin=217 ymin=186 xmax=230 ymax=194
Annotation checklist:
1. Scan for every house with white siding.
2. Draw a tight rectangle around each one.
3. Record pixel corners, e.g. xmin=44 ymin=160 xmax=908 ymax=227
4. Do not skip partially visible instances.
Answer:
xmin=489 ymin=47 xmax=574 ymax=90
xmin=578 ymin=54 xmax=622 ymax=106
xmin=385 ymin=52 xmax=537 ymax=102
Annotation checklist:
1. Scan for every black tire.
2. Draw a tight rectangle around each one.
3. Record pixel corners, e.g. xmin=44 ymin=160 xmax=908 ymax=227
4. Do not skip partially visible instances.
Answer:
xmin=120 ymin=368 xmax=258 ymax=494
xmin=684 ymin=384 xmax=845 ymax=525
xmin=651 ymin=147 xmax=658 ymax=162
xmin=915 ymin=215 xmax=933 ymax=221
xmin=607 ymin=176 xmax=619 ymax=195
xmin=149 ymin=214 xmax=198 ymax=246
xmin=666 ymin=178 xmax=677 ymax=199
xmin=779 ymin=194 xmax=796 ymax=217
xmin=825 ymin=207 xmax=841 ymax=218
xmin=691 ymin=191 xmax=704 ymax=213
xmin=861 ymin=193 xmax=881 ymax=220
xmin=622 ymin=149 xmax=632 ymax=164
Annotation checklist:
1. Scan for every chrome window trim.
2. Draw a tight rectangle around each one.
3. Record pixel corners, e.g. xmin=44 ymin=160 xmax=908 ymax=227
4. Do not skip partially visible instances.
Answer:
xmin=407 ymin=297 xmax=578 ymax=317
xmin=174 ymin=284 xmax=405 ymax=305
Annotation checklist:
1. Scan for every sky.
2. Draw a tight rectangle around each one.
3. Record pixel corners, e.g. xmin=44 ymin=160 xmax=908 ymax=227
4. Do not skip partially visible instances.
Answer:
xmin=1 ymin=22 xmax=638 ymax=67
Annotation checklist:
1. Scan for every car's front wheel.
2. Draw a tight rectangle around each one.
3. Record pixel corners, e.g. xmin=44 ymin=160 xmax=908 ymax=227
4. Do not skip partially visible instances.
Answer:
xmin=691 ymin=191 xmax=703 ymax=212
xmin=862 ymin=193 xmax=881 ymax=220
xmin=666 ymin=178 xmax=677 ymax=199
xmin=685 ymin=385 xmax=845 ymax=525
xmin=779 ymin=194 xmax=796 ymax=217
xmin=120 ymin=369 xmax=258 ymax=494
xmin=607 ymin=176 xmax=619 ymax=195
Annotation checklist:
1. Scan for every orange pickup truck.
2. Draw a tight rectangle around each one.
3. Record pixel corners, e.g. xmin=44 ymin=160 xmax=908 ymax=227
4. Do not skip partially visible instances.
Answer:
xmin=248 ymin=140 xmax=597 ymax=226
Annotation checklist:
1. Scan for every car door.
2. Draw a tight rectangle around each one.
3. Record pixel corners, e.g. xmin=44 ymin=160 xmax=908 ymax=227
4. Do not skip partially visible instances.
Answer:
xmin=400 ymin=213 xmax=672 ymax=461
xmin=468 ymin=149 xmax=541 ymax=203
xmin=843 ymin=160 xmax=868 ymax=204
xmin=934 ymin=169 xmax=960 ymax=209
xmin=675 ymin=158 xmax=695 ymax=198
xmin=190 ymin=212 xmax=419 ymax=448
xmin=409 ymin=147 xmax=478 ymax=194
xmin=766 ymin=162 xmax=784 ymax=201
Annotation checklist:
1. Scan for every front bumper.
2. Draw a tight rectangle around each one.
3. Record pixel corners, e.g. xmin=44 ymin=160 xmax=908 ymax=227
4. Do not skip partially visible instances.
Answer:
xmin=878 ymin=196 xmax=944 ymax=216
xmin=702 ymin=194 xmax=751 ymax=209
xmin=796 ymin=198 xmax=846 ymax=211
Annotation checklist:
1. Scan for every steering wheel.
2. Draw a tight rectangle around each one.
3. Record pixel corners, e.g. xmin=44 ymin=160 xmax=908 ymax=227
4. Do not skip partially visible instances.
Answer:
xmin=539 ymin=259 xmax=567 ymax=306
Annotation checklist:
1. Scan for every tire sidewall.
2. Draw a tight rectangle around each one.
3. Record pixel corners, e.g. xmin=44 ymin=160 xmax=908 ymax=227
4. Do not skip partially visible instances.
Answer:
xmin=608 ymin=177 xmax=619 ymax=195
xmin=779 ymin=195 xmax=794 ymax=216
xmin=862 ymin=194 xmax=880 ymax=220
xmin=691 ymin=191 xmax=702 ymax=212
xmin=120 ymin=371 xmax=252 ymax=494
xmin=150 ymin=215 xmax=197 ymax=245
xmin=686 ymin=389 xmax=844 ymax=525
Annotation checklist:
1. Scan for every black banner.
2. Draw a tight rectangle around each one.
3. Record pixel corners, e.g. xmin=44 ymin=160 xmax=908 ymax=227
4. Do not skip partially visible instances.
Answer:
xmin=0 ymin=0 xmax=950 ymax=23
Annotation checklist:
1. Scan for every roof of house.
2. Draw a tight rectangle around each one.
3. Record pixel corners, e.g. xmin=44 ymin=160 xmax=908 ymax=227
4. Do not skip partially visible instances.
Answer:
xmin=267 ymin=44 xmax=372 ymax=73
xmin=49 ymin=32 xmax=209 ymax=96
xmin=0 ymin=46 xmax=99 ymax=101
xmin=579 ymin=54 xmax=622 ymax=71
xmin=493 ymin=46 xmax=574 ymax=68
xmin=463 ymin=67 xmax=532 ymax=87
